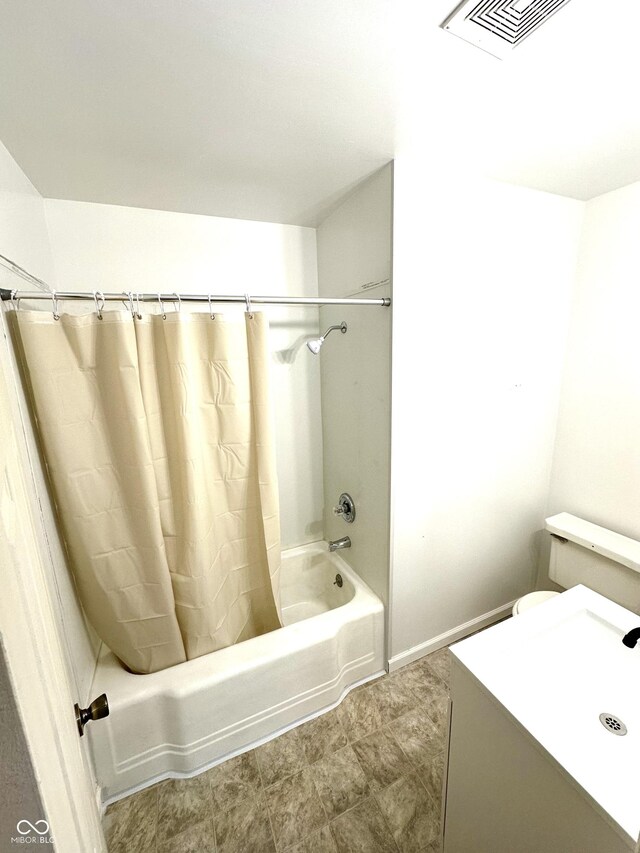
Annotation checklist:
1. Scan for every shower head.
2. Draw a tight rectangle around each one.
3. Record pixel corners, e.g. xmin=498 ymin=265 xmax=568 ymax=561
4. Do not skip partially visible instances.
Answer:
xmin=306 ymin=322 xmax=347 ymax=354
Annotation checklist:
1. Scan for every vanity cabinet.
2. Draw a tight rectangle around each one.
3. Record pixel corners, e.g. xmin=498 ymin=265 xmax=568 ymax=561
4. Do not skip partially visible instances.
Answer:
xmin=443 ymin=656 xmax=635 ymax=853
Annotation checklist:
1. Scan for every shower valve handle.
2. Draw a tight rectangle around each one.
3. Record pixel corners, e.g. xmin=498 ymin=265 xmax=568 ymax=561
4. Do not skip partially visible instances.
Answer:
xmin=332 ymin=493 xmax=356 ymax=524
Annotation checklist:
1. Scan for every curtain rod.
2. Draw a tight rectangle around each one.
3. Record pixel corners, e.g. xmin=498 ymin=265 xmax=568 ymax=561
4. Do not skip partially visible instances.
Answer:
xmin=0 ymin=253 xmax=391 ymax=307
xmin=0 ymin=288 xmax=391 ymax=307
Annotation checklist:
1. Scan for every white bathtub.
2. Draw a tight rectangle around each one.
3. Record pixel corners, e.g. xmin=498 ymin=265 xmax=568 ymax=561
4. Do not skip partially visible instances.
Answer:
xmin=88 ymin=541 xmax=385 ymax=802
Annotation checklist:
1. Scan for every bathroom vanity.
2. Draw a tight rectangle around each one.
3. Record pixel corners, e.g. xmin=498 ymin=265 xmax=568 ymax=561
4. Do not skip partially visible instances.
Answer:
xmin=443 ymin=585 xmax=640 ymax=853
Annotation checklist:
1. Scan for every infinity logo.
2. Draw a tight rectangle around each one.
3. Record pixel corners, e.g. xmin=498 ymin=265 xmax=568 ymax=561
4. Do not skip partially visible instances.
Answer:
xmin=16 ymin=820 xmax=50 ymax=836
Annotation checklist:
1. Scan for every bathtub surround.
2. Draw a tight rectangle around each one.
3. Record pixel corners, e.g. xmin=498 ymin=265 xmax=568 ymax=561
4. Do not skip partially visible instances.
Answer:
xmin=317 ymin=165 xmax=393 ymax=617
xmin=12 ymin=309 xmax=282 ymax=674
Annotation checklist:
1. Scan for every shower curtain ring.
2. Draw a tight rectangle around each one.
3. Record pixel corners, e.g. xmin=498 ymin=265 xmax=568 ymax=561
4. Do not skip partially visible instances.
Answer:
xmin=122 ymin=292 xmax=135 ymax=318
xmin=93 ymin=291 xmax=105 ymax=320
xmin=172 ymin=292 xmax=182 ymax=312
xmin=244 ymin=293 xmax=252 ymax=317
xmin=135 ymin=292 xmax=142 ymax=320
xmin=208 ymin=294 xmax=216 ymax=320
xmin=52 ymin=291 xmax=60 ymax=321
xmin=158 ymin=293 xmax=166 ymax=320
xmin=10 ymin=290 xmax=21 ymax=311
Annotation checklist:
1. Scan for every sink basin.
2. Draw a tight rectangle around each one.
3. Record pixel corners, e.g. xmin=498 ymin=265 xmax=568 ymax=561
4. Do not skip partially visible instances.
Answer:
xmin=451 ymin=585 xmax=640 ymax=846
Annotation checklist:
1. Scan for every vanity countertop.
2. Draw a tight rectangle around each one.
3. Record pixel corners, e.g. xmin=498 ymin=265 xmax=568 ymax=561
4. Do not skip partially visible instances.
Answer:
xmin=450 ymin=584 xmax=640 ymax=848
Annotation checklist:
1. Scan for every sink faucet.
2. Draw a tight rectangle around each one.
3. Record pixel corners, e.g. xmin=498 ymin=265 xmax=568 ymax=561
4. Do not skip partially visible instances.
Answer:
xmin=622 ymin=627 xmax=640 ymax=648
xmin=328 ymin=536 xmax=351 ymax=552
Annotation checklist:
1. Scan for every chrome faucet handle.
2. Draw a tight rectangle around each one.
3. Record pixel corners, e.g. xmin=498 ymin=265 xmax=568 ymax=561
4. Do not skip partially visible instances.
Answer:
xmin=332 ymin=493 xmax=355 ymax=524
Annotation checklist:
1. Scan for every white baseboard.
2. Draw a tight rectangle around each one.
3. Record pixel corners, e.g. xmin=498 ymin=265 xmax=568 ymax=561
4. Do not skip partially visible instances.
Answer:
xmin=387 ymin=600 xmax=516 ymax=673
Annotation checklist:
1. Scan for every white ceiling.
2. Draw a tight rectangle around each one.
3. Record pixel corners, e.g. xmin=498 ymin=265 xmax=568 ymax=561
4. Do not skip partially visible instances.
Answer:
xmin=1 ymin=0 xmax=639 ymax=226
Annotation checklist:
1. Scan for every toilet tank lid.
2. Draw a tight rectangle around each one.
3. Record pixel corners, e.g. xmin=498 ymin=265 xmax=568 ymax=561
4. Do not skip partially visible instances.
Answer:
xmin=545 ymin=513 xmax=640 ymax=574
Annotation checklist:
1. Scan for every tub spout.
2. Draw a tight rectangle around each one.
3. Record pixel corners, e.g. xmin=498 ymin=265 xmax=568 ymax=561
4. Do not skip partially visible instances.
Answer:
xmin=328 ymin=536 xmax=351 ymax=552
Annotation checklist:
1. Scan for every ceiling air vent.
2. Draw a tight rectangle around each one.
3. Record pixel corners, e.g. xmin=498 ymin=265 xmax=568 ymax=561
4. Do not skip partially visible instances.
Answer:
xmin=441 ymin=0 xmax=574 ymax=59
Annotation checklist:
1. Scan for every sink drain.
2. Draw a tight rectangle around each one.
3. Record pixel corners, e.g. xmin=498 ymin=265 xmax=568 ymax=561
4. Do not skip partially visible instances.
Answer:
xmin=599 ymin=713 xmax=627 ymax=736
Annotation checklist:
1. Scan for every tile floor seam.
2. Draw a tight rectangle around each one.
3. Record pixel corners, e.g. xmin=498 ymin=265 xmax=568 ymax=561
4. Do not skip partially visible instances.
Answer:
xmin=370 ymin=786 xmax=403 ymax=853
xmin=423 ymin=708 xmax=445 ymax=740
xmin=340 ymin=791 xmax=402 ymax=853
xmin=209 ymin=788 xmax=220 ymax=853
xmin=255 ymin=749 xmax=268 ymax=793
xmin=154 ymin=782 xmax=159 ymax=853
xmin=397 ymin=663 xmax=448 ymax=707
xmin=308 ymin=768 xmax=331 ymax=827
xmin=263 ymin=789 xmax=280 ymax=853
xmin=350 ymin=734 xmax=384 ymax=798
xmin=279 ymin=820 xmax=329 ymax=853
xmin=384 ymin=720 xmax=421 ymax=775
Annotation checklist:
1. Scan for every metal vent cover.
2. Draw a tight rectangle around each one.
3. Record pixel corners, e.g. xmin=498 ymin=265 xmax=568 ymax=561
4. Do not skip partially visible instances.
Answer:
xmin=441 ymin=0 xmax=574 ymax=59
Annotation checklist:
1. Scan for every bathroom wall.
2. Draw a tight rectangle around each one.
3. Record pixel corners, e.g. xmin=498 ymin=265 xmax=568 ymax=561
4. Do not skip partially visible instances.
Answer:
xmin=0 ymin=141 xmax=54 ymax=284
xmin=546 ymin=180 xmax=640 ymax=542
xmin=389 ymin=163 xmax=585 ymax=667
xmin=316 ymin=165 xmax=393 ymax=611
xmin=43 ymin=199 xmax=324 ymax=549
xmin=0 ymin=141 xmax=52 ymax=840
xmin=0 ymin=142 xmax=104 ymax=843
xmin=0 ymin=143 xmax=100 ymax=705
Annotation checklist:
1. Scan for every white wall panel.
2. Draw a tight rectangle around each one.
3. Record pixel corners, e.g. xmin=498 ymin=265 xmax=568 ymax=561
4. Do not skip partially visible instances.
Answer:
xmin=390 ymin=164 xmax=584 ymax=661
xmin=546 ymin=181 xmax=640 ymax=545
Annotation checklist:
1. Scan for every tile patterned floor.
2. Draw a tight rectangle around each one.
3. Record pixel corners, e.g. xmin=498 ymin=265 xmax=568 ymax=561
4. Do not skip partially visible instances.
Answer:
xmin=103 ymin=647 xmax=451 ymax=853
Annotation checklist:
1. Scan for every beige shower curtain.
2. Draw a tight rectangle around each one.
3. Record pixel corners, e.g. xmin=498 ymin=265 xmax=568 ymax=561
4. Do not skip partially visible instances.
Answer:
xmin=10 ymin=308 xmax=282 ymax=674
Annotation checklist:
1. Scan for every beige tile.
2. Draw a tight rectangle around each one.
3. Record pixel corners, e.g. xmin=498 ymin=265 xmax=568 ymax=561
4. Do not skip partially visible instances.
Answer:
xmin=335 ymin=686 xmax=384 ymax=742
xmin=157 ymin=775 xmax=212 ymax=843
xmin=393 ymin=660 xmax=449 ymax=705
xmin=369 ymin=677 xmax=419 ymax=724
xmin=329 ymin=797 xmax=398 ymax=853
xmin=284 ymin=825 xmax=337 ymax=852
xmin=376 ymin=774 xmax=440 ymax=852
xmin=157 ymin=818 xmax=216 ymax=852
xmin=297 ymin=708 xmax=348 ymax=764
xmin=392 ymin=662 xmax=450 ymax=739
xmin=424 ymin=693 xmax=450 ymax=738
xmin=255 ymin=727 xmax=307 ymax=787
xmin=351 ymin=728 xmax=413 ymax=793
xmin=388 ymin=708 xmax=444 ymax=769
xmin=103 ymin=785 xmax=158 ymax=853
xmin=424 ymin=649 xmax=451 ymax=685
xmin=264 ymin=768 xmax=326 ymax=850
xmin=213 ymin=795 xmax=275 ymax=853
xmin=206 ymin=751 xmax=262 ymax=812
xmin=421 ymin=751 xmax=445 ymax=807
xmin=310 ymin=744 xmax=370 ymax=820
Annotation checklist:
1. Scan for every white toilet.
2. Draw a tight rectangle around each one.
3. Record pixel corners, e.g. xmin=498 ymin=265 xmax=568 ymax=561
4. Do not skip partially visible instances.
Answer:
xmin=512 ymin=589 xmax=559 ymax=615
xmin=512 ymin=512 xmax=640 ymax=616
